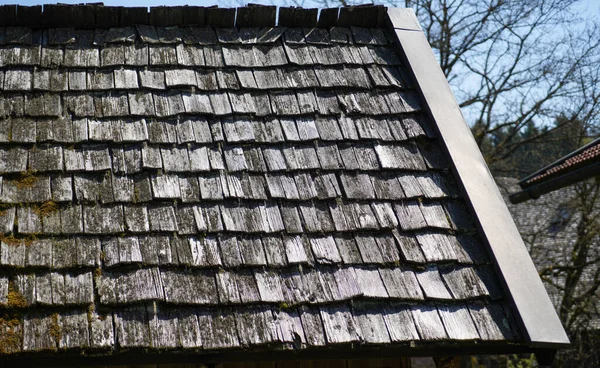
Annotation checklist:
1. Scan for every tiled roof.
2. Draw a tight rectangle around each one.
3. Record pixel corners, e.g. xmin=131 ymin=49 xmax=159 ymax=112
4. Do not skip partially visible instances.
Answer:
xmin=0 ymin=4 xmax=537 ymax=364
xmin=520 ymin=139 xmax=600 ymax=188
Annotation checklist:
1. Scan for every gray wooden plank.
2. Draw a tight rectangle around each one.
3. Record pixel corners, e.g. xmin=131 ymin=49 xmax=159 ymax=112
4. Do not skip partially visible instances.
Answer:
xmin=115 ymin=307 xmax=151 ymax=348
xmin=234 ymin=306 xmax=277 ymax=346
xmin=319 ymin=304 xmax=360 ymax=344
xmin=270 ymin=90 xmax=300 ymax=115
xmin=371 ymin=202 xmax=399 ymax=229
xmin=177 ymin=44 xmax=205 ymax=66
xmin=340 ymin=173 xmax=376 ymax=199
xmin=263 ymin=147 xmax=287 ymax=171
xmin=138 ymin=235 xmax=166 ymax=265
xmin=352 ymin=302 xmax=391 ymax=344
xmin=255 ymin=270 xmax=285 ymax=302
xmin=17 ymin=206 xmax=42 ymax=234
xmin=238 ymin=236 xmax=268 ymax=266
xmin=280 ymin=203 xmax=303 ymax=234
xmin=165 ymin=68 xmax=197 ymax=87
xmin=60 ymin=204 xmax=84 ymax=234
xmin=181 ymin=91 xmax=212 ymax=114
xmin=411 ymin=305 xmax=447 ymax=340
xmin=89 ymin=311 xmax=115 ymax=348
xmin=262 ymin=235 xmax=288 ymax=267
xmin=468 ymin=302 xmax=515 ymax=341
xmin=298 ymin=202 xmax=326 ymax=232
xmin=245 ymin=148 xmax=267 ymax=172
xmin=420 ymin=202 xmax=451 ymax=229
xmin=392 ymin=229 xmax=426 ymax=263
xmin=440 ymin=266 xmax=490 ymax=299
xmin=394 ymin=201 xmax=427 ymax=230
xmin=161 ymin=269 xmax=217 ymax=304
xmin=34 ymin=273 xmax=53 ymax=305
xmin=64 ymin=272 xmax=94 ymax=305
xmin=310 ymin=236 xmax=341 ymax=264
xmin=123 ymin=205 xmax=150 ymax=233
xmin=228 ymin=91 xmax=257 ymax=114
xmin=149 ymin=45 xmax=178 ymax=65
xmin=416 ymin=266 xmax=453 ymax=300
xmin=374 ymin=143 xmax=426 ymax=170
xmin=148 ymin=307 xmax=180 ymax=349
xmin=273 ymin=309 xmax=306 ymax=347
xmin=371 ymin=173 xmax=405 ymax=200
xmin=209 ymin=91 xmax=233 ymax=115
xmin=235 ymin=269 xmax=262 ymax=303
xmin=336 ymin=144 xmax=360 ymax=170
xmin=438 ymin=303 xmax=480 ymax=340
xmin=83 ymin=204 xmax=124 ymax=234
xmin=57 ymin=310 xmax=90 ymax=349
xmin=22 ymin=313 xmax=56 ymax=351
xmin=314 ymin=173 xmax=342 ymax=199
xmin=383 ymin=303 xmax=421 ymax=342
xmin=379 ymin=268 xmax=424 ymax=300
xmin=354 ymin=267 xmax=389 ymax=298
xmin=415 ymin=232 xmax=457 ymax=262
xmin=26 ymin=239 xmax=53 ymax=267
xmin=353 ymin=234 xmax=382 ymax=263
xmin=14 ymin=273 xmax=35 ymax=305
xmin=373 ymin=234 xmax=401 ymax=263
xmin=148 ymin=204 xmax=178 ymax=232
xmin=198 ymin=173 xmax=223 ymax=200
xmin=52 ymin=238 xmax=78 ymax=269
xmin=284 ymin=235 xmax=311 ymax=265
xmin=197 ymin=308 xmax=240 ymax=349
xmin=177 ymin=308 xmax=202 ymax=348
xmin=161 ymin=147 xmax=191 ymax=172
xmin=219 ymin=235 xmax=243 ymax=267
xmin=216 ymin=271 xmax=241 ymax=304
xmin=298 ymin=305 xmax=326 ymax=346
xmin=334 ymin=235 xmax=362 ymax=264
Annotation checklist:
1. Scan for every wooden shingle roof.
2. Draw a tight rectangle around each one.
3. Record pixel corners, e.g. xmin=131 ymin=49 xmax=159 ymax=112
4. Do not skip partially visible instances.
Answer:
xmin=0 ymin=4 xmax=567 ymax=365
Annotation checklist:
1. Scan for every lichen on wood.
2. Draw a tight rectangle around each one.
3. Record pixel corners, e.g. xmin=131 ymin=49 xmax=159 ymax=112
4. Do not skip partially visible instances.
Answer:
xmin=0 ymin=234 xmax=21 ymax=247
xmin=49 ymin=313 xmax=61 ymax=348
xmin=11 ymin=171 xmax=38 ymax=189
xmin=33 ymin=201 xmax=59 ymax=218
xmin=6 ymin=282 xmax=27 ymax=308
xmin=0 ymin=312 xmax=22 ymax=354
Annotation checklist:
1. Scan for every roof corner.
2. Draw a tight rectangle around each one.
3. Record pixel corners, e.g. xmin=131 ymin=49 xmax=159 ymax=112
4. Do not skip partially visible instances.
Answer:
xmin=386 ymin=8 xmax=421 ymax=31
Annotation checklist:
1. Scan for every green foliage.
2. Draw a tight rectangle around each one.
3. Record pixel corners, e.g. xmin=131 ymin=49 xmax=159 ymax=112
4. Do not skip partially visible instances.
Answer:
xmin=507 ymin=354 xmax=537 ymax=368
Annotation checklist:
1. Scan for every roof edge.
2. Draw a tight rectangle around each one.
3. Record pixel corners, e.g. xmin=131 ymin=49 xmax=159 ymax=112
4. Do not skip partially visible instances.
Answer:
xmin=385 ymin=8 xmax=569 ymax=348
xmin=510 ymin=161 xmax=600 ymax=203
xmin=518 ymin=136 xmax=600 ymax=189
xmin=0 ymin=4 xmax=387 ymax=29
xmin=0 ymin=342 xmax=557 ymax=367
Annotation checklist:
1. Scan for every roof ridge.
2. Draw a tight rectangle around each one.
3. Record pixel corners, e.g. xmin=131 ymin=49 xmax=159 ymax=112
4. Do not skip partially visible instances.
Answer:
xmin=0 ymin=4 xmax=388 ymax=29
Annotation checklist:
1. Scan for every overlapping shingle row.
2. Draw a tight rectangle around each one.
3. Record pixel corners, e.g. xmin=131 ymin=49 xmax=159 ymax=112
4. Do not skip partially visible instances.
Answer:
xmin=0 ymin=23 xmax=516 ymax=356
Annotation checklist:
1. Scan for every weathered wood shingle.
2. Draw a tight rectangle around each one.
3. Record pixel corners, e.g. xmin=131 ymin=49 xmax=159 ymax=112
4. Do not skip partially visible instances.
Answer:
xmin=0 ymin=4 xmax=518 ymax=361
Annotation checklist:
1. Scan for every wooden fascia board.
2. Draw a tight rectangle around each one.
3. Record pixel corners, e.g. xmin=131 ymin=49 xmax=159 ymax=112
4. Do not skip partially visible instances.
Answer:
xmin=385 ymin=8 xmax=569 ymax=348
xmin=0 ymin=343 xmax=557 ymax=367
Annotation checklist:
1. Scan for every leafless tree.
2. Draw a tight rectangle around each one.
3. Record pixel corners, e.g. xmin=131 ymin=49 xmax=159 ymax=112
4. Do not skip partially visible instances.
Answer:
xmin=500 ymin=178 xmax=600 ymax=367
xmin=408 ymin=0 xmax=600 ymax=175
